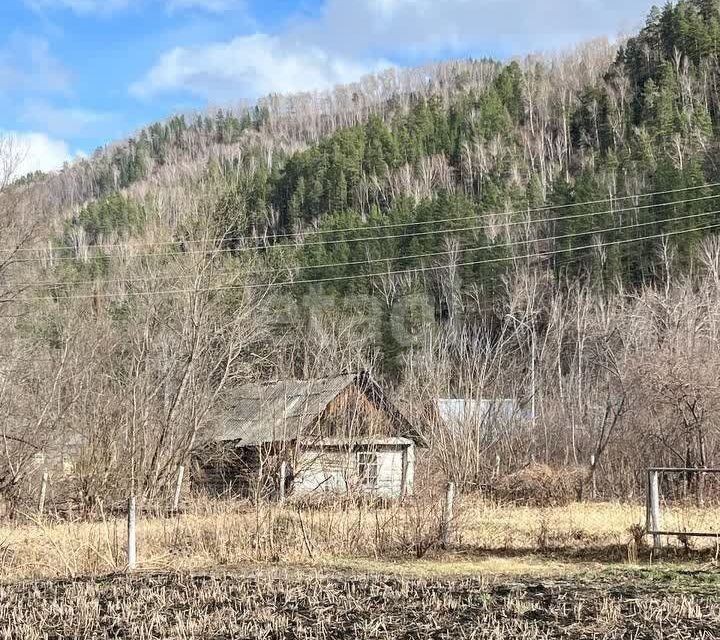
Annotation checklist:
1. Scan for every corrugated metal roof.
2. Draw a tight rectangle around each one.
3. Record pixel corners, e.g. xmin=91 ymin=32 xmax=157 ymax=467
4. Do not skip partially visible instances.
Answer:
xmin=437 ymin=398 xmax=533 ymax=424
xmin=217 ymin=373 xmax=359 ymax=446
xmin=303 ymin=437 xmax=414 ymax=448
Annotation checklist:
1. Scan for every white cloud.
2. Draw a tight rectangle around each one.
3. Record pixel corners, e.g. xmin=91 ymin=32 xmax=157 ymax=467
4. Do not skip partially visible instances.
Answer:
xmin=131 ymin=33 xmax=390 ymax=100
xmin=0 ymin=35 xmax=71 ymax=95
xmin=25 ymin=0 xmax=131 ymax=14
xmin=366 ymin=0 xmax=423 ymax=16
xmin=166 ymin=0 xmax=240 ymax=12
xmin=26 ymin=0 xmax=243 ymax=13
xmin=133 ymin=0 xmax=657 ymax=103
xmin=315 ymin=0 xmax=658 ymax=56
xmin=2 ymin=131 xmax=74 ymax=179
xmin=21 ymin=101 xmax=113 ymax=137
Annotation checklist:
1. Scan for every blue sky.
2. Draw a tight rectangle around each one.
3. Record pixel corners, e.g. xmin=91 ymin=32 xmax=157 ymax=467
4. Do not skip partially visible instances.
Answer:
xmin=0 ymin=0 xmax=658 ymax=176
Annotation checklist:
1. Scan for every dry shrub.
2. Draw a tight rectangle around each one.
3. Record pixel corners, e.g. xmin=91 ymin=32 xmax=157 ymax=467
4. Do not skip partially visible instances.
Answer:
xmin=495 ymin=464 xmax=585 ymax=506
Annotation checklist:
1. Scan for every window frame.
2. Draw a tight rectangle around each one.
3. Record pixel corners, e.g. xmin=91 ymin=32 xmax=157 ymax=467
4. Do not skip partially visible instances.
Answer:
xmin=357 ymin=450 xmax=379 ymax=489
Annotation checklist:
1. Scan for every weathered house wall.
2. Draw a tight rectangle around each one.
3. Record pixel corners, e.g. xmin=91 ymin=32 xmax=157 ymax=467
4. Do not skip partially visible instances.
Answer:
xmin=193 ymin=446 xmax=270 ymax=498
xmin=294 ymin=441 xmax=415 ymax=497
xmin=309 ymin=385 xmax=394 ymax=438
xmin=196 ymin=373 xmax=422 ymax=499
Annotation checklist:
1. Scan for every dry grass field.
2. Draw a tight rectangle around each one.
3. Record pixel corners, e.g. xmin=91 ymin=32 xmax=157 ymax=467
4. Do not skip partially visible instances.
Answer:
xmin=1 ymin=498 xmax=718 ymax=638
xmin=0 ymin=499 xmax=718 ymax=581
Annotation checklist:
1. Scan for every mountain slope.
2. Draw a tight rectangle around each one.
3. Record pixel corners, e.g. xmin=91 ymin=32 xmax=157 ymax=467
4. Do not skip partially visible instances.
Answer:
xmin=2 ymin=2 xmax=720 ymax=506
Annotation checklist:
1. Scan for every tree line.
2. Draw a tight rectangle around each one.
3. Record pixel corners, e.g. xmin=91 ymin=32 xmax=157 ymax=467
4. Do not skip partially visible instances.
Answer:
xmin=0 ymin=1 xmax=719 ymax=511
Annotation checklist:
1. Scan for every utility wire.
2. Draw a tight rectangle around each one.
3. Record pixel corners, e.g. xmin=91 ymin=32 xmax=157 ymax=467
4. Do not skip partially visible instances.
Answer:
xmin=255 ymin=221 xmax=720 ymax=290
xmin=16 ymin=206 xmax=720 ymax=290
xmin=7 ymin=191 xmax=720 ymax=265
xmin=19 ymin=180 xmax=718 ymax=251
xmin=14 ymin=220 xmax=720 ymax=302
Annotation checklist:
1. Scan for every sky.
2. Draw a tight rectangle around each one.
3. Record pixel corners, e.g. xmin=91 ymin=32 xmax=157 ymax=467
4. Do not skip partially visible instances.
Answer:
xmin=0 ymin=0 xmax=660 ymax=176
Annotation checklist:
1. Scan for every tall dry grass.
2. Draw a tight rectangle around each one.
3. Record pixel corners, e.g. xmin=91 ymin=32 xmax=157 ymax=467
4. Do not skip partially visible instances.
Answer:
xmin=1 ymin=496 xmax=718 ymax=582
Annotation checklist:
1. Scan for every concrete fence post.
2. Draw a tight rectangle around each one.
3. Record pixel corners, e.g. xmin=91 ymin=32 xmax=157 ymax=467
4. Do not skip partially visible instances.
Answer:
xmin=127 ymin=496 xmax=137 ymax=571
xmin=278 ymin=461 xmax=287 ymax=503
xmin=38 ymin=471 xmax=48 ymax=516
xmin=441 ymin=481 xmax=455 ymax=548
xmin=647 ymin=469 xmax=663 ymax=552
xmin=172 ymin=465 xmax=185 ymax=513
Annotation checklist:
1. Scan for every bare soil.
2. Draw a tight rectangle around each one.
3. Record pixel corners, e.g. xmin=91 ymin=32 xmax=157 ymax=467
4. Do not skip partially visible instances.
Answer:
xmin=1 ymin=567 xmax=719 ymax=639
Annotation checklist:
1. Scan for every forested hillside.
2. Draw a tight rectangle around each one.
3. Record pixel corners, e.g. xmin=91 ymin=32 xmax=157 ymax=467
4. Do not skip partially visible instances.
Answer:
xmin=2 ymin=1 xmax=720 ymax=508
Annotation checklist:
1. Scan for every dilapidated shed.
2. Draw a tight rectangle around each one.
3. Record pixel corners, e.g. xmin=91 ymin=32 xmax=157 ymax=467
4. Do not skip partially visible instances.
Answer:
xmin=195 ymin=372 xmax=422 ymax=499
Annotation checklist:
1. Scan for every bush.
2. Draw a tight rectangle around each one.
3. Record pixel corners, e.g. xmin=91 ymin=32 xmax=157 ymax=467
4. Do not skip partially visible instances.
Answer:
xmin=494 ymin=464 xmax=585 ymax=506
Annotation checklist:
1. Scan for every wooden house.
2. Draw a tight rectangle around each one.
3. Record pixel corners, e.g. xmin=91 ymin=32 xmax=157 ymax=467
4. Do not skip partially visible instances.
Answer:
xmin=195 ymin=372 xmax=423 ymax=499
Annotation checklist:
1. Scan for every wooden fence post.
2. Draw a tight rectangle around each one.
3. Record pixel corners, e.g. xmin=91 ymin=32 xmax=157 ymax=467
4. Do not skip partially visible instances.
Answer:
xmin=697 ymin=468 xmax=706 ymax=508
xmin=647 ymin=469 xmax=662 ymax=552
xmin=172 ymin=465 xmax=185 ymax=513
xmin=278 ymin=461 xmax=287 ymax=503
xmin=38 ymin=471 xmax=48 ymax=516
xmin=127 ymin=496 xmax=137 ymax=571
xmin=441 ymin=481 xmax=455 ymax=548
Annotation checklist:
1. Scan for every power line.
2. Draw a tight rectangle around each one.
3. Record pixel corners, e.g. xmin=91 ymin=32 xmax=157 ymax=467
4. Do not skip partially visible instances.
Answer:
xmin=257 ymin=221 xmax=720 ymax=290
xmin=405 ymin=238 xmax=689 ymax=311
xmin=16 ymin=206 xmax=720 ymax=290
xmin=14 ymin=220 xmax=720 ymax=302
xmin=8 ymin=191 xmax=720 ymax=265
xmin=26 ymin=180 xmax=718 ymax=251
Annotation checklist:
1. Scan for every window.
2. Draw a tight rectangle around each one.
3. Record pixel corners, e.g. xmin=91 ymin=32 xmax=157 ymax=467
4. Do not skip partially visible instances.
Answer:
xmin=357 ymin=451 xmax=378 ymax=489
